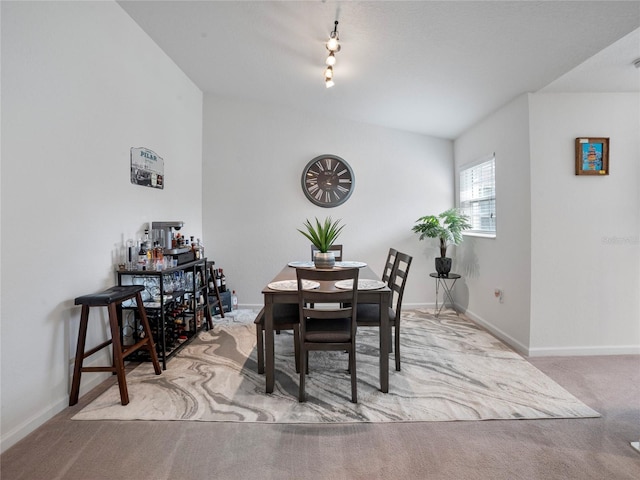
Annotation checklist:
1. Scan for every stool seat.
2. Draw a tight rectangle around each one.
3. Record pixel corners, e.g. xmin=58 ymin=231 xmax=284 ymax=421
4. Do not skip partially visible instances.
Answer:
xmin=75 ymin=285 xmax=145 ymax=306
xmin=69 ymin=285 xmax=161 ymax=407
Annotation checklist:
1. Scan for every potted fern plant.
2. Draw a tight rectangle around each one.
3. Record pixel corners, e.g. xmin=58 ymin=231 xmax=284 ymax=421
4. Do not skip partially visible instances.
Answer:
xmin=412 ymin=208 xmax=471 ymax=276
xmin=298 ymin=217 xmax=345 ymax=269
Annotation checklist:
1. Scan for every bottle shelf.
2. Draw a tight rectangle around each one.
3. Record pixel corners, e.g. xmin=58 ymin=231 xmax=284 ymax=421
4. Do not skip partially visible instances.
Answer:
xmin=117 ymin=258 xmax=213 ymax=369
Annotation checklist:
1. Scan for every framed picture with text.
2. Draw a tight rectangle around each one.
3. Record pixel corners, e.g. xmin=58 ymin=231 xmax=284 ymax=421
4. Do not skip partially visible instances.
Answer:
xmin=575 ymin=137 xmax=609 ymax=176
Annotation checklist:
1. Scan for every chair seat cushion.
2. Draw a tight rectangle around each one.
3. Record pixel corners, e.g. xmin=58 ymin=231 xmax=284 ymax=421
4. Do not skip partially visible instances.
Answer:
xmin=355 ymin=303 xmax=396 ymax=325
xmin=304 ymin=318 xmax=352 ymax=343
xmin=74 ymin=285 xmax=145 ymax=306
xmin=255 ymin=303 xmax=300 ymax=327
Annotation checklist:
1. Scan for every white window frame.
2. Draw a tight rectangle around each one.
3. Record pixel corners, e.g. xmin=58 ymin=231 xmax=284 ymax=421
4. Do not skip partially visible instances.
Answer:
xmin=458 ymin=154 xmax=496 ymax=238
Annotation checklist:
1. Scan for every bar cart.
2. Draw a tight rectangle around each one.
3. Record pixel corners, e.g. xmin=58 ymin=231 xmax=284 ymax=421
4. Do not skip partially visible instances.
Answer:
xmin=117 ymin=258 xmax=213 ymax=369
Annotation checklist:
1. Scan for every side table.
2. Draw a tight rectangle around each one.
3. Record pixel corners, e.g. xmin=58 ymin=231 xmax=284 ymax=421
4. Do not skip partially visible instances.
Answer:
xmin=429 ymin=273 xmax=461 ymax=317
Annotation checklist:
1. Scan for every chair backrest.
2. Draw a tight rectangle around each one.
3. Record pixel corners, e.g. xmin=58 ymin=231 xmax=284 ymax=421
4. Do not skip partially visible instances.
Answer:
xmin=296 ymin=267 xmax=359 ymax=337
xmin=381 ymin=248 xmax=399 ymax=285
xmin=389 ymin=251 xmax=412 ymax=316
xmin=310 ymin=244 xmax=343 ymax=262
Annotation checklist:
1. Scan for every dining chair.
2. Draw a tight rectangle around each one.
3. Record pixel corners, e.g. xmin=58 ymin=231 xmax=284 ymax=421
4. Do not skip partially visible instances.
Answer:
xmin=381 ymin=247 xmax=399 ymax=285
xmin=310 ymin=244 xmax=343 ymax=262
xmin=296 ymin=267 xmax=359 ymax=403
xmin=254 ymin=303 xmax=301 ymax=374
xmin=356 ymin=251 xmax=412 ymax=371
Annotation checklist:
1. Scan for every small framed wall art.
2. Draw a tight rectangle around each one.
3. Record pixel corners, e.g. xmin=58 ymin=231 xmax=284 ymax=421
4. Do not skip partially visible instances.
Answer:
xmin=575 ymin=137 xmax=609 ymax=176
xmin=130 ymin=147 xmax=164 ymax=189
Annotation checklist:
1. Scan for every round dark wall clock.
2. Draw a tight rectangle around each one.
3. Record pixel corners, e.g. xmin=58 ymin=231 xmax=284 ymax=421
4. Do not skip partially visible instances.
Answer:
xmin=301 ymin=154 xmax=355 ymax=208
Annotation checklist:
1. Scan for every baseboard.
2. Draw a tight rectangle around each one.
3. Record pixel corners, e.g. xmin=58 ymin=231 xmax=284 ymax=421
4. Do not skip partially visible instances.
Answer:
xmin=458 ymin=307 xmax=530 ymax=356
xmin=401 ymin=302 xmax=434 ymax=310
xmin=1 ymin=360 xmax=111 ymax=454
xmin=457 ymin=306 xmax=640 ymax=357
xmin=528 ymin=345 xmax=640 ymax=357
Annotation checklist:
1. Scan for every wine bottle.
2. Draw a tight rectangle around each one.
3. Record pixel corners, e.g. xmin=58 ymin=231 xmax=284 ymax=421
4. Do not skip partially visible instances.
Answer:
xmin=220 ymin=269 xmax=227 ymax=292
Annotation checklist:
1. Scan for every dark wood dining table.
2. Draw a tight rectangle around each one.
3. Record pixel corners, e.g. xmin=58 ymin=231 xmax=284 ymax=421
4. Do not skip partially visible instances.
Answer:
xmin=261 ymin=264 xmax=391 ymax=394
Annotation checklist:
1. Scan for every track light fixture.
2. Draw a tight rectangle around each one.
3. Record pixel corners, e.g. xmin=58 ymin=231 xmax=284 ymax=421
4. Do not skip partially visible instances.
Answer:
xmin=324 ymin=21 xmax=340 ymax=88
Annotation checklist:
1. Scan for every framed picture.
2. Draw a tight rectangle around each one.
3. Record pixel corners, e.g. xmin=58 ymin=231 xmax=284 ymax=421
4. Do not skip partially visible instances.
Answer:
xmin=130 ymin=147 xmax=164 ymax=189
xmin=575 ymin=137 xmax=609 ymax=176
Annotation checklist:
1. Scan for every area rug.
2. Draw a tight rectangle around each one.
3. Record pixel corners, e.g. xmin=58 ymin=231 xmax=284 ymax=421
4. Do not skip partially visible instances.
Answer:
xmin=72 ymin=309 xmax=599 ymax=423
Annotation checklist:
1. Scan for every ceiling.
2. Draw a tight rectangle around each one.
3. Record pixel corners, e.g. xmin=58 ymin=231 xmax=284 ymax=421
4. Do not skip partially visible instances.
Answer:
xmin=118 ymin=1 xmax=640 ymax=139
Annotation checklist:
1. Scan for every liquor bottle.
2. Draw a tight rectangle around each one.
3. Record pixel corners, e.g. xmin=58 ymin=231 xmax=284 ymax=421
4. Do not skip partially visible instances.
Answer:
xmin=154 ymin=241 xmax=164 ymax=269
xmin=126 ymin=239 xmax=135 ymax=270
xmin=220 ymin=269 xmax=227 ymax=292
xmin=231 ymin=290 xmax=238 ymax=310
xmin=137 ymin=240 xmax=147 ymax=270
xmin=144 ymin=228 xmax=152 ymax=256
xmin=196 ymin=238 xmax=204 ymax=259
xmin=215 ymin=268 xmax=222 ymax=290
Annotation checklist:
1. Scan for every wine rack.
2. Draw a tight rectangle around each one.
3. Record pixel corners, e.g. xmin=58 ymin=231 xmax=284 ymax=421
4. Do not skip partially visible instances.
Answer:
xmin=117 ymin=258 xmax=213 ymax=369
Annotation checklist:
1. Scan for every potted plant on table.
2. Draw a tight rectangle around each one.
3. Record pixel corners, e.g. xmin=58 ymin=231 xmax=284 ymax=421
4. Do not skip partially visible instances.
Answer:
xmin=412 ymin=208 xmax=471 ymax=276
xmin=298 ymin=217 xmax=345 ymax=269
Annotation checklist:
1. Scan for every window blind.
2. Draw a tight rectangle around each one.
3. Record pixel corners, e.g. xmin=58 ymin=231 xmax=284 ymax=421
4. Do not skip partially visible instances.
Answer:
xmin=459 ymin=156 xmax=496 ymax=235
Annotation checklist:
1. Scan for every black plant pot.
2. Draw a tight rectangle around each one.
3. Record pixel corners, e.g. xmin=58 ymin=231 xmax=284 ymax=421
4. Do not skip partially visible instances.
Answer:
xmin=435 ymin=257 xmax=452 ymax=277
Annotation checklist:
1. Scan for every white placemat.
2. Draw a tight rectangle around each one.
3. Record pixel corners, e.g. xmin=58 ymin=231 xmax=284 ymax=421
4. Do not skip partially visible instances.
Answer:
xmin=267 ymin=280 xmax=320 ymax=291
xmin=287 ymin=261 xmax=315 ymax=268
xmin=335 ymin=261 xmax=367 ymax=268
xmin=334 ymin=279 xmax=386 ymax=290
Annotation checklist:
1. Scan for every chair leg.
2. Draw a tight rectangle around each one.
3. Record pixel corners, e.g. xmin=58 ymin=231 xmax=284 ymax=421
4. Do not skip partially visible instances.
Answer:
xmin=293 ymin=325 xmax=300 ymax=374
xmin=69 ymin=305 xmax=90 ymax=406
xmin=136 ymin=293 xmax=161 ymax=375
xmin=395 ymin=322 xmax=401 ymax=371
xmin=256 ymin=325 xmax=265 ymax=374
xmin=305 ymin=351 xmax=309 ymax=374
xmin=299 ymin=346 xmax=307 ymax=402
xmin=107 ymin=304 xmax=129 ymax=406
xmin=350 ymin=346 xmax=357 ymax=403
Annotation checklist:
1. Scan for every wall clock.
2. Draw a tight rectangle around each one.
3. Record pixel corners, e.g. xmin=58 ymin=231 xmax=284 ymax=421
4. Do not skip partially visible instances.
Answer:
xmin=301 ymin=154 xmax=354 ymax=208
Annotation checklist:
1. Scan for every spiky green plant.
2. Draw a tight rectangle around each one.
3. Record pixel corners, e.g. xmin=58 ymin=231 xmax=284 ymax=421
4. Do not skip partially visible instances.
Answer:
xmin=298 ymin=217 xmax=345 ymax=253
xmin=412 ymin=208 xmax=471 ymax=257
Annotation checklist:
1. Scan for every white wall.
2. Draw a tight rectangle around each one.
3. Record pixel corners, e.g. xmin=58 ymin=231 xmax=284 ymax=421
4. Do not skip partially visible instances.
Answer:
xmin=202 ymin=94 xmax=454 ymax=308
xmin=453 ymin=95 xmax=533 ymax=353
xmin=529 ymin=93 xmax=640 ymax=355
xmin=1 ymin=1 xmax=203 ymax=452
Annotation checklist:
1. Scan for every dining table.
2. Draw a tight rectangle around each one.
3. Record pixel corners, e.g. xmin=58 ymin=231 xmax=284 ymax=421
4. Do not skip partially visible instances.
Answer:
xmin=261 ymin=261 xmax=391 ymax=394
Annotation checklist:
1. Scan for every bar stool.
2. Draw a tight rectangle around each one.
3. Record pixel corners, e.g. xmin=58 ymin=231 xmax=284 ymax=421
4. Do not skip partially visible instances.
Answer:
xmin=69 ymin=285 xmax=161 ymax=406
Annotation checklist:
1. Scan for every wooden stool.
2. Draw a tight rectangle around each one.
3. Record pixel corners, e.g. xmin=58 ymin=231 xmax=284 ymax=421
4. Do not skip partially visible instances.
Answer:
xmin=70 ymin=285 xmax=161 ymax=406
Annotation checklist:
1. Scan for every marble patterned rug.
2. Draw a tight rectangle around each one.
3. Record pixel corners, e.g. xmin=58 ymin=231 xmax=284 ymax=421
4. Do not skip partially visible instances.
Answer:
xmin=72 ymin=309 xmax=599 ymax=423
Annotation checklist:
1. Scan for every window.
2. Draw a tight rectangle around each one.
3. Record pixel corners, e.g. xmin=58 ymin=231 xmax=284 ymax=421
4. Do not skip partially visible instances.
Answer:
xmin=459 ymin=155 xmax=496 ymax=236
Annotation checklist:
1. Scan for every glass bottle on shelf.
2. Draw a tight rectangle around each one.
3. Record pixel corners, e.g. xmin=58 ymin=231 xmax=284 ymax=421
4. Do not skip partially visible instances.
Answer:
xmin=220 ymin=269 xmax=227 ymax=292
xmin=144 ymin=228 xmax=152 ymax=261
xmin=196 ymin=238 xmax=204 ymax=259
xmin=125 ymin=239 xmax=135 ymax=270
xmin=137 ymin=240 xmax=147 ymax=270
xmin=154 ymin=242 xmax=164 ymax=270
xmin=232 ymin=290 xmax=238 ymax=310
xmin=215 ymin=269 xmax=222 ymax=291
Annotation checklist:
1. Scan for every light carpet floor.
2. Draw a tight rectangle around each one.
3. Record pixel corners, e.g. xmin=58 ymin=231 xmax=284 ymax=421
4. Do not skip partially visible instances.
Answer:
xmin=72 ymin=309 xmax=599 ymax=423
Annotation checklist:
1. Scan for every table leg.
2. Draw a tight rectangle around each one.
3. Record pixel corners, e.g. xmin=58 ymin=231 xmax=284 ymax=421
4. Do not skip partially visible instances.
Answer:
xmin=379 ymin=291 xmax=390 ymax=393
xmin=264 ymin=297 xmax=275 ymax=393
